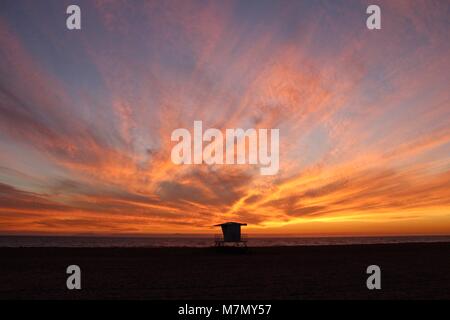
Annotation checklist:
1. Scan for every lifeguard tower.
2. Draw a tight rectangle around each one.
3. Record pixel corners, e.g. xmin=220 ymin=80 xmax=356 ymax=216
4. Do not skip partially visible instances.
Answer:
xmin=214 ymin=222 xmax=247 ymax=247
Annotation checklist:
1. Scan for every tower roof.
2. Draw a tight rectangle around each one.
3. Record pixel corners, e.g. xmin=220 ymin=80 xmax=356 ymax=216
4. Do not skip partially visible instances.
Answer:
xmin=213 ymin=222 xmax=247 ymax=227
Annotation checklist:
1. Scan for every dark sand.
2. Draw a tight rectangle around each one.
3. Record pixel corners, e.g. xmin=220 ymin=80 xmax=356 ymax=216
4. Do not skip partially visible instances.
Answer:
xmin=1 ymin=243 xmax=449 ymax=299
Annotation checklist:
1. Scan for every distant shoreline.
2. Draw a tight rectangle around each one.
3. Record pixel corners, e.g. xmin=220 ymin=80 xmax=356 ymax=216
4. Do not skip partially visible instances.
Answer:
xmin=2 ymin=234 xmax=449 ymax=238
xmin=1 ymin=234 xmax=449 ymax=248
xmin=1 ymin=242 xmax=450 ymax=249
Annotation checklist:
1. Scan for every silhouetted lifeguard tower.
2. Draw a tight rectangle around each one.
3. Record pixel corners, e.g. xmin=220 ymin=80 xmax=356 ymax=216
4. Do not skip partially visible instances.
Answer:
xmin=214 ymin=222 xmax=247 ymax=247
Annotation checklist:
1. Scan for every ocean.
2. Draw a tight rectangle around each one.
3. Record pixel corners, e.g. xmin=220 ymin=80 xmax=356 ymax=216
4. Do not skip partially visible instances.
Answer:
xmin=0 ymin=235 xmax=449 ymax=248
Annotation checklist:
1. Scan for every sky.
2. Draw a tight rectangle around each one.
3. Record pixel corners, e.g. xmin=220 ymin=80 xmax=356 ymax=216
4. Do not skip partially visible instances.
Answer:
xmin=0 ymin=0 xmax=449 ymax=236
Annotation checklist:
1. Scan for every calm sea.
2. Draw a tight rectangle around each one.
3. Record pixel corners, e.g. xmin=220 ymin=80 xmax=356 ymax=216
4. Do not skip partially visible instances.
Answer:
xmin=0 ymin=235 xmax=449 ymax=248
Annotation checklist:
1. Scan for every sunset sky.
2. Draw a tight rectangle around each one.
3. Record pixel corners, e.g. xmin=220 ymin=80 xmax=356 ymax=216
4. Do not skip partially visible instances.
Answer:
xmin=0 ymin=0 xmax=449 ymax=236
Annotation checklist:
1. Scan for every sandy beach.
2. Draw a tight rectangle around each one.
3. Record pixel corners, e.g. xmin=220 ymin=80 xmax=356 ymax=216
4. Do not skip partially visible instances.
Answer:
xmin=1 ymin=242 xmax=449 ymax=300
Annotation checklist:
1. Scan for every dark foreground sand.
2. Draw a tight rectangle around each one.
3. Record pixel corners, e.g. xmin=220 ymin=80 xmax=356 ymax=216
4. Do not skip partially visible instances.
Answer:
xmin=0 ymin=243 xmax=449 ymax=299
